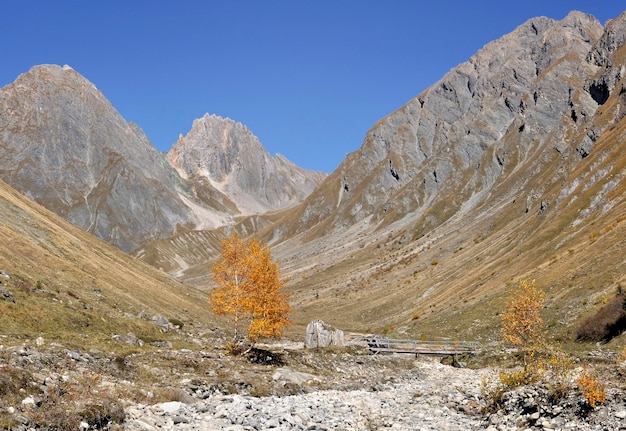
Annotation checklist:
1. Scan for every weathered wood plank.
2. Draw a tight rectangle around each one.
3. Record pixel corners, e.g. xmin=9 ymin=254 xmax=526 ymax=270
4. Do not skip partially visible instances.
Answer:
xmin=361 ymin=337 xmax=482 ymax=355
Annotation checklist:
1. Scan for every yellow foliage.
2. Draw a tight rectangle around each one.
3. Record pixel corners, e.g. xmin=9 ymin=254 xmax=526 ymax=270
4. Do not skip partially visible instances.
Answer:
xmin=501 ymin=279 xmax=545 ymax=353
xmin=577 ymin=369 xmax=606 ymax=408
xmin=210 ymin=235 xmax=291 ymax=348
xmin=499 ymin=367 xmax=540 ymax=389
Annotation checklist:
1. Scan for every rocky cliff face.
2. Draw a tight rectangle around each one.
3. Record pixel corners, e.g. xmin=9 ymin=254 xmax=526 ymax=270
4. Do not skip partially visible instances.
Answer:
xmin=0 ymin=65 xmax=321 ymax=252
xmin=257 ymin=10 xmax=626 ymax=333
xmin=274 ymin=11 xmax=611 ymax=240
xmin=0 ymin=65 xmax=196 ymax=251
xmin=168 ymin=114 xmax=326 ymax=215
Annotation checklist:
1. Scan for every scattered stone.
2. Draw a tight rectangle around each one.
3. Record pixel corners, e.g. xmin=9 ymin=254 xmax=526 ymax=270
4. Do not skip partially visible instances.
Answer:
xmin=112 ymin=332 xmax=145 ymax=346
xmin=157 ymin=401 xmax=183 ymax=414
xmin=152 ymin=315 xmax=170 ymax=330
xmin=272 ymin=367 xmax=318 ymax=385
xmin=66 ymin=350 xmax=81 ymax=361
xmin=0 ymin=286 xmax=14 ymax=302
xmin=21 ymin=396 xmax=36 ymax=407
xmin=151 ymin=340 xmax=173 ymax=349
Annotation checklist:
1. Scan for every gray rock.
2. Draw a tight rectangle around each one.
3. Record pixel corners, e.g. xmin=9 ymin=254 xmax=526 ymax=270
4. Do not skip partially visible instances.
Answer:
xmin=168 ymin=113 xmax=326 ymax=215
xmin=113 ymin=332 xmax=144 ymax=346
xmin=272 ymin=367 xmax=318 ymax=385
xmin=66 ymin=350 xmax=81 ymax=361
xmin=304 ymin=320 xmax=344 ymax=348
xmin=151 ymin=340 xmax=173 ymax=349
xmin=152 ymin=315 xmax=170 ymax=329
xmin=0 ymin=65 xmax=193 ymax=251
xmin=0 ymin=287 xmax=14 ymax=302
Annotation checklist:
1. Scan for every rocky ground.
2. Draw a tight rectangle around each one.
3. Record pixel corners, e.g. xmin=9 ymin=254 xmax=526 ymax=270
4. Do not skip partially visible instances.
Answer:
xmin=1 ymin=337 xmax=626 ymax=430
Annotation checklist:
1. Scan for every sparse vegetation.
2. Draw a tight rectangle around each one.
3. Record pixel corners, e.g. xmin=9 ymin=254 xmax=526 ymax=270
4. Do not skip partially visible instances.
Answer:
xmin=501 ymin=279 xmax=545 ymax=357
xmin=482 ymin=278 xmax=603 ymax=414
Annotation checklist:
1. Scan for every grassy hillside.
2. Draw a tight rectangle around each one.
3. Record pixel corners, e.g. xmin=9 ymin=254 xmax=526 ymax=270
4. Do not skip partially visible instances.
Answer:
xmin=0 ymin=178 xmax=217 ymax=351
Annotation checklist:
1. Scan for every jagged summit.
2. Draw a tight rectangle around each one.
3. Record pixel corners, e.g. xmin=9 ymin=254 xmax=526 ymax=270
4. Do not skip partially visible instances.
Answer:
xmin=269 ymin=10 xmax=606 ymax=240
xmin=0 ymin=64 xmax=195 ymax=251
xmin=167 ymin=113 xmax=326 ymax=215
xmin=0 ymin=66 xmax=324 ymax=251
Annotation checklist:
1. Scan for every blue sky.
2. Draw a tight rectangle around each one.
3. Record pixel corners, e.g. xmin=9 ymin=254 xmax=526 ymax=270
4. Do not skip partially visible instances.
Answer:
xmin=1 ymin=1 xmax=624 ymax=172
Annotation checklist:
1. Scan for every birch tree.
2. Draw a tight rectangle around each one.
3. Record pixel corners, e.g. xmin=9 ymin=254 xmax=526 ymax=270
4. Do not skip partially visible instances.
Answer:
xmin=210 ymin=235 xmax=291 ymax=353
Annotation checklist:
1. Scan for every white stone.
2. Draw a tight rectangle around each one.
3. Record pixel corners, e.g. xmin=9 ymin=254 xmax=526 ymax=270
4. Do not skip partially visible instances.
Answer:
xmin=21 ymin=396 xmax=35 ymax=406
xmin=157 ymin=401 xmax=183 ymax=414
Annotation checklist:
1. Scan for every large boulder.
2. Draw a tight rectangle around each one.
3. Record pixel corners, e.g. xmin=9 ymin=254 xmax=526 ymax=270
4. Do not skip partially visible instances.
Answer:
xmin=304 ymin=320 xmax=344 ymax=348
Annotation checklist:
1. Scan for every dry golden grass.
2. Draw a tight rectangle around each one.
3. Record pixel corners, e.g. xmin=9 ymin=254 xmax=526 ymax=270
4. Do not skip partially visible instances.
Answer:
xmin=0 ymin=178 xmax=217 ymax=351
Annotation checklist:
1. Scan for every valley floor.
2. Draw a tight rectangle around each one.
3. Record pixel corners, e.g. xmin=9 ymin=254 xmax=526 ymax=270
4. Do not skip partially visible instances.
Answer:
xmin=1 ymin=339 xmax=626 ymax=430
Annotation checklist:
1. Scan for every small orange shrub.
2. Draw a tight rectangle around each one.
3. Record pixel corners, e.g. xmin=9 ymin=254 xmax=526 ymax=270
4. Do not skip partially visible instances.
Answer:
xmin=577 ymin=369 xmax=606 ymax=408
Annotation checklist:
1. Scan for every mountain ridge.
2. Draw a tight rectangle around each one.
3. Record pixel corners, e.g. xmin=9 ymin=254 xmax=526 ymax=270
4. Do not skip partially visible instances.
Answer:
xmin=134 ymin=10 xmax=626 ymax=341
xmin=0 ymin=65 xmax=323 ymax=251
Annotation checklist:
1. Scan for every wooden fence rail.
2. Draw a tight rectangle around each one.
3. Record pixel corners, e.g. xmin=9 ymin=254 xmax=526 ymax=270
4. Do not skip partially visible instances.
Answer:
xmin=361 ymin=337 xmax=482 ymax=356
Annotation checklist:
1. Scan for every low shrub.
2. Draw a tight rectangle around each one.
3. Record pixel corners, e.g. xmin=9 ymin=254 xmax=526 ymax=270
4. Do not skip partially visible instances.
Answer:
xmin=168 ymin=317 xmax=184 ymax=329
xmin=577 ymin=369 xmax=606 ymax=408
xmin=576 ymin=296 xmax=626 ymax=342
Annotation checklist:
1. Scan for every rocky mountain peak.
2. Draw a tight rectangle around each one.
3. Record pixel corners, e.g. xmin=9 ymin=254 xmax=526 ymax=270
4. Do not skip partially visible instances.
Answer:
xmin=167 ymin=113 xmax=326 ymax=215
xmin=0 ymin=64 xmax=195 ymax=251
xmin=283 ymin=11 xmax=605 ymax=237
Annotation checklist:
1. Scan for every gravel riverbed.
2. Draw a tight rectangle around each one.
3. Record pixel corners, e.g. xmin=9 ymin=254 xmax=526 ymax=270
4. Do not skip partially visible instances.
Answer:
xmin=2 ymin=342 xmax=626 ymax=430
xmin=123 ymin=354 xmax=626 ymax=431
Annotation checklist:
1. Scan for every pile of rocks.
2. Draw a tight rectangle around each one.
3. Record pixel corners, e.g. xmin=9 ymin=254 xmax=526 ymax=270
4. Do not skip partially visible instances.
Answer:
xmin=484 ymin=383 xmax=626 ymax=430
xmin=124 ymin=358 xmax=489 ymax=431
xmin=122 ymin=353 xmax=626 ymax=431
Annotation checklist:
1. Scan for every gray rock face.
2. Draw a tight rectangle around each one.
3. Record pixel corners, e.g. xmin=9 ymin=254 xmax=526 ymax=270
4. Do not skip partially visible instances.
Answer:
xmin=304 ymin=320 xmax=344 ymax=348
xmin=0 ymin=65 xmax=194 ymax=251
xmin=274 ymin=11 xmax=623 ymax=242
xmin=168 ymin=114 xmax=327 ymax=215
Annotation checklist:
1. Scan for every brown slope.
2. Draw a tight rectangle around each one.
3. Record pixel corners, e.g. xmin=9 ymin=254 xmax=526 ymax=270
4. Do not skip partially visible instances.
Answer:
xmin=0 ymin=177 xmax=215 ymax=349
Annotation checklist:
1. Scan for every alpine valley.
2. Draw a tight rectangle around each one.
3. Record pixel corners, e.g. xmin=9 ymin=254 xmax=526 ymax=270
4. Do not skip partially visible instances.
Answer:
xmin=1 ymin=10 xmax=626 ymax=347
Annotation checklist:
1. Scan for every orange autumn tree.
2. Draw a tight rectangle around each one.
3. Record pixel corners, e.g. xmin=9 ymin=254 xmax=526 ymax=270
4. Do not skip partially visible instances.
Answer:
xmin=209 ymin=234 xmax=291 ymax=352
xmin=501 ymin=278 xmax=546 ymax=355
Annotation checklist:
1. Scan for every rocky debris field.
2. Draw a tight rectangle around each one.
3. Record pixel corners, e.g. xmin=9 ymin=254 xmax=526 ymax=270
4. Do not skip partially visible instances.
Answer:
xmin=1 ymin=339 xmax=626 ymax=430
